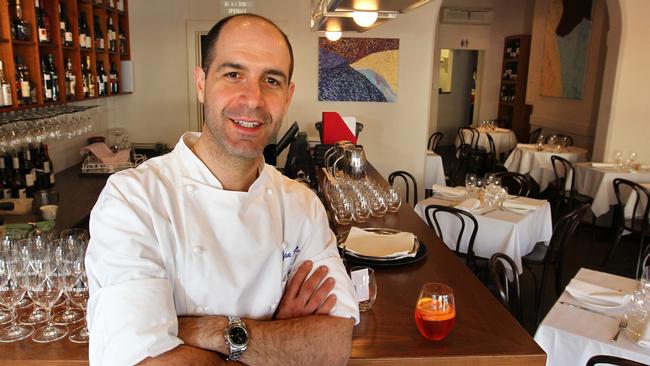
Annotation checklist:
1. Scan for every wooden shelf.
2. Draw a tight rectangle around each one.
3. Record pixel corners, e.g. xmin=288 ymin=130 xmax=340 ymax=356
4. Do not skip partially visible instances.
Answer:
xmin=0 ymin=0 xmax=131 ymax=108
xmin=497 ymin=34 xmax=531 ymax=142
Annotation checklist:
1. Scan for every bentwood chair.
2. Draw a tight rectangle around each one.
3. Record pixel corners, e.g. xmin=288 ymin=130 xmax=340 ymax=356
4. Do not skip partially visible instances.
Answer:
xmin=489 ymin=253 xmax=523 ymax=324
xmin=586 ymin=355 xmax=649 ymax=366
xmin=388 ymin=170 xmax=418 ymax=206
xmin=606 ymin=178 xmax=650 ymax=277
xmin=424 ymin=205 xmax=486 ymax=277
xmin=427 ymin=132 xmax=443 ymax=153
xmin=550 ymin=155 xmax=593 ymax=217
xmin=494 ymin=171 xmax=531 ymax=197
xmin=528 ymin=128 xmax=543 ymax=144
xmin=523 ymin=203 xmax=590 ymax=323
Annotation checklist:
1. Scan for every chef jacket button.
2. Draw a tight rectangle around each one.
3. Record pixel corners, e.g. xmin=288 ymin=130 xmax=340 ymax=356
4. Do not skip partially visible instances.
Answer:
xmin=185 ymin=185 xmax=196 ymax=194
xmin=192 ymin=245 xmax=205 ymax=254
xmin=266 ymin=188 xmax=273 ymax=195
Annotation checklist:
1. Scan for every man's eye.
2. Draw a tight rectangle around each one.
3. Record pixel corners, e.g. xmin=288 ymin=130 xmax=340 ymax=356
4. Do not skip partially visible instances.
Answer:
xmin=266 ymin=78 xmax=280 ymax=86
xmin=225 ymin=72 xmax=240 ymax=79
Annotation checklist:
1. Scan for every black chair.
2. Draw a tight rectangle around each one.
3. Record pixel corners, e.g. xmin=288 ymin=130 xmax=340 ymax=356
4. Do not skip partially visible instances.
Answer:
xmin=528 ymin=128 xmax=543 ymax=143
xmin=489 ymin=253 xmax=523 ymax=323
xmin=388 ymin=171 xmax=418 ymax=206
xmin=586 ymin=355 xmax=649 ymax=366
xmin=423 ymin=205 xmax=485 ymax=276
xmin=606 ymin=179 xmax=650 ymax=277
xmin=550 ymin=155 xmax=593 ymax=216
xmin=494 ymin=172 xmax=531 ymax=197
xmin=427 ymin=132 xmax=443 ymax=153
xmin=545 ymin=133 xmax=574 ymax=146
xmin=523 ymin=203 xmax=590 ymax=323
xmin=457 ymin=127 xmax=480 ymax=150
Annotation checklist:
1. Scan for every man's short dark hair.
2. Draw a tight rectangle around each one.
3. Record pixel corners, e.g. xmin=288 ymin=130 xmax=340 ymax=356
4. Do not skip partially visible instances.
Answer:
xmin=201 ymin=14 xmax=294 ymax=81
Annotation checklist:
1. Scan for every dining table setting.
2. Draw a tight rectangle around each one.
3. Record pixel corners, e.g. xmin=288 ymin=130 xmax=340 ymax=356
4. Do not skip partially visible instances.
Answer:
xmin=456 ymin=122 xmax=518 ymax=157
xmin=535 ymin=268 xmax=650 ymax=366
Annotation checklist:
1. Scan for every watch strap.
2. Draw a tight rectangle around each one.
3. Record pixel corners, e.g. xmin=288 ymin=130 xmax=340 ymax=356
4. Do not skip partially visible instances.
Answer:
xmin=225 ymin=316 xmax=247 ymax=361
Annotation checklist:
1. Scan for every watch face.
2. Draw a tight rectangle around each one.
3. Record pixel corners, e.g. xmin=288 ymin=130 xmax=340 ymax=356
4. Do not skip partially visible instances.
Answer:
xmin=229 ymin=326 xmax=248 ymax=346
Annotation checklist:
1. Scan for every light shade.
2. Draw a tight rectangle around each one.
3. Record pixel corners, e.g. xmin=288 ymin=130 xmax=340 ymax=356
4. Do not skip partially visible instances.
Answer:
xmin=352 ymin=11 xmax=378 ymax=27
xmin=325 ymin=31 xmax=342 ymax=41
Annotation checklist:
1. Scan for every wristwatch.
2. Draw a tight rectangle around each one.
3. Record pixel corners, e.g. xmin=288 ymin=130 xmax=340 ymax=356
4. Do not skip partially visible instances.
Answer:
xmin=224 ymin=316 xmax=249 ymax=361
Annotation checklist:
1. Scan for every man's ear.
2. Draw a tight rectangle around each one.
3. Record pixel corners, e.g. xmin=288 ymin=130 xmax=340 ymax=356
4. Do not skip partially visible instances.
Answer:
xmin=193 ymin=66 xmax=206 ymax=103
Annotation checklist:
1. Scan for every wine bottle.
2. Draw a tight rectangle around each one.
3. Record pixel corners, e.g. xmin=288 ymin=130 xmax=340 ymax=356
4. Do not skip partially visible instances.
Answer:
xmin=10 ymin=151 xmax=26 ymax=199
xmin=0 ymin=157 xmax=10 ymax=199
xmin=59 ymin=1 xmax=73 ymax=47
xmin=65 ymin=57 xmax=76 ymax=100
xmin=48 ymin=54 xmax=58 ymax=101
xmin=41 ymin=56 xmax=53 ymax=102
xmin=79 ymin=12 xmax=91 ymax=49
xmin=42 ymin=143 xmax=55 ymax=188
xmin=85 ymin=56 xmax=95 ymax=97
xmin=118 ymin=28 xmax=126 ymax=54
xmin=107 ymin=17 xmax=116 ymax=52
xmin=22 ymin=147 xmax=35 ymax=198
xmin=15 ymin=56 xmax=32 ymax=106
xmin=12 ymin=0 xmax=32 ymax=41
xmin=94 ymin=15 xmax=104 ymax=50
xmin=35 ymin=0 xmax=50 ymax=43
xmin=96 ymin=62 xmax=105 ymax=96
xmin=0 ymin=61 xmax=12 ymax=107
xmin=109 ymin=62 xmax=118 ymax=94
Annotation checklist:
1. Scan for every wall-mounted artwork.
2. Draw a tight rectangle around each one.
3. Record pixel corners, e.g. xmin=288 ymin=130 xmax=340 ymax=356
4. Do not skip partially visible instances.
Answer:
xmin=540 ymin=0 xmax=593 ymax=99
xmin=318 ymin=37 xmax=399 ymax=102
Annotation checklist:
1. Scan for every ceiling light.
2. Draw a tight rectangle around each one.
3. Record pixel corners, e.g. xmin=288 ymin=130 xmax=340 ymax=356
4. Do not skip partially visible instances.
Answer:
xmin=352 ymin=11 xmax=378 ymax=27
xmin=325 ymin=31 xmax=342 ymax=41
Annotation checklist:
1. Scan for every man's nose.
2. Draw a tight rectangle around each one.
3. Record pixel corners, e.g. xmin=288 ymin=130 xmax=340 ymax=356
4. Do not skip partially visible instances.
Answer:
xmin=238 ymin=80 xmax=265 ymax=108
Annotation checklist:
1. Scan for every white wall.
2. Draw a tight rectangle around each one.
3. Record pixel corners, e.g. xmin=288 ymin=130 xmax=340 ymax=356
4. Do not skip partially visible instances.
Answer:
xmin=527 ymin=0 xmax=608 ymax=153
xmin=104 ymin=0 xmax=442 ymax=193
xmin=593 ymin=0 xmax=650 ymax=162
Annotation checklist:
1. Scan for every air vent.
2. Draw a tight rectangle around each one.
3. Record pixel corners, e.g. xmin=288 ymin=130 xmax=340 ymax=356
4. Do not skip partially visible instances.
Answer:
xmin=441 ymin=8 xmax=494 ymax=25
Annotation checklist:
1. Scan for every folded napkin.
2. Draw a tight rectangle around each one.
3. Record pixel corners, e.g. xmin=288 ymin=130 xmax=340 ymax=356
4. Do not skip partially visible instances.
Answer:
xmin=431 ymin=184 xmax=466 ymax=198
xmin=456 ymin=198 xmax=481 ymax=212
xmin=81 ymin=143 xmax=131 ymax=164
xmin=494 ymin=127 xmax=510 ymax=133
xmin=565 ymin=278 xmax=631 ymax=307
xmin=344 ymin=227 xmax=417 ymax=258
xmin=591 ymin=162 xmax=617 ymax=168
xmin=502 ymin=199 xmax=539 ymax=211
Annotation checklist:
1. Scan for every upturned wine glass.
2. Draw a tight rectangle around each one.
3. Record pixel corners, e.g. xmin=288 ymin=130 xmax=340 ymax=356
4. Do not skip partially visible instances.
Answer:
xmin=52 ymin=239 xmax=85 ymax=325
xmin=68 ymin=272 xmax=89 ymax=343
xmin=0 ymin=248 xmax=34 ymax=342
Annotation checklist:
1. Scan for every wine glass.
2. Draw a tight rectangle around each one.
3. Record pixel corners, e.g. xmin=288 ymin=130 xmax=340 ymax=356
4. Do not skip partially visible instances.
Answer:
xmin=66 ymin=256 xmax=89 ymax=344
xmin=0 ymin=248 xmax=34 ymax=342
xmin=52 ymin=239 xmax=85 ymax=325
xmin=465 ymin=173 xmax=477 ymax=196
xmin=614 ymin=151 xmax=625 ymax=168
xmin=386 ymin=186 xmax=402 ymax=213
xmin=415 ymin=283 xmax=456 ymax=341
xmin=26 ymin=248 xmax=68 ymax=343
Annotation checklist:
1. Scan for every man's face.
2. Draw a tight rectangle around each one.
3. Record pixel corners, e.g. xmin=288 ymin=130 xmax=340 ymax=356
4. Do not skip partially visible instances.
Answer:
xmin=194 ymin=17 xmax=295 ymax=160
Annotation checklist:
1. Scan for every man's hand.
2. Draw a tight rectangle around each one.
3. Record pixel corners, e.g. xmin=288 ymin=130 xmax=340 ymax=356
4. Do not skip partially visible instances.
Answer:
xmin=274 ymin=260 xmax=337 ymax=320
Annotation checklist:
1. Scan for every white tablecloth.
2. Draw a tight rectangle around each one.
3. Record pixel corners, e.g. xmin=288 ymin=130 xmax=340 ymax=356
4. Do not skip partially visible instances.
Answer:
xmin=455 ymin=127 xmax=518 ymax=156
xmin=535 ymin=268 xmax=649 ymax=366
xmin=424 ymin=151 xmax=446 ymax=189
xmin=414 ymin=195 xmax=553 ymax=273
xmin=504 ymin=143 xmax=589 ymax=191
xmin=574 ymin=162 xmax=650 ymax=217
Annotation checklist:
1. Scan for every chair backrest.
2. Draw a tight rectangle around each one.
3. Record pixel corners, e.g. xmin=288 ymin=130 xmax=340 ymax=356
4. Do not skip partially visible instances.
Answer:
xmin=428 ymin=132 xmax=443 ymax=153
xmin=457 ymin=127 xmax=479 ymax=149
xmin=550 ymin=155 xmax=577 ymax=206
xmin=494 ymin=172 xmax=531 ymax=197
xmin=485 ymin=133 xmax=497 ymax=172
xmin=489 ymin=253 xmax=522 ymax=322
xmin=587 ymin=355 xmax=648 ymax=366
xmin=529 ymin=128 xmax=543 ymax=143
xmin=545 ymin=133 xmax=574 ymax=146
xmin=613 ymin=178 xmax=650 ymax=234
xmin=544 ymin=203 xmax=590 ymax=266
xmin=388 ymin=170 xmax=418 ymax=206
xmin=424 ymin=204 xmax=479 ymax=272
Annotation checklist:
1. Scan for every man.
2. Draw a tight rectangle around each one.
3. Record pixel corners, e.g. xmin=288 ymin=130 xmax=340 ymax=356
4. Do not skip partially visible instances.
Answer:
xmin=86 ymin=14 xmax=358 ymax=365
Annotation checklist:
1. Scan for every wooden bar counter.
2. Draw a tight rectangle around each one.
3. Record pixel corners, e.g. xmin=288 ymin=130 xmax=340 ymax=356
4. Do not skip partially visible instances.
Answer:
xmin=0 ymin=164 xmax=546 ymax=365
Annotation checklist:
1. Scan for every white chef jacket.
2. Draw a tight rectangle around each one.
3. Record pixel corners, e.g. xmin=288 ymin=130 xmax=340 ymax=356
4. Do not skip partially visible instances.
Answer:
xmin=86 ymin=132 xmax=359 ymax=365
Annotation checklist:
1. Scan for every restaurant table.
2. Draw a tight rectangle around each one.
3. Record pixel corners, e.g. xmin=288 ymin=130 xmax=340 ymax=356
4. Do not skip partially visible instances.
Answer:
xmin=413 ymin=195 xmax=553 ymax=273
xmin=456 ymin=127 xmax=518 ymax=157
xmin=2 ymin=165 xmax=546 ymax=365
xmin=574 ymin=162 xmax=650 ymax=217
xmin=504 ymin=143 xmax=589 ymax=191
xmin=424 ymin=150 xmax=446 ymax=196
xmin=324 ymin=166 xmax=545 ymax=365
xmin=534 ymin=268 xmax=649 ymax=366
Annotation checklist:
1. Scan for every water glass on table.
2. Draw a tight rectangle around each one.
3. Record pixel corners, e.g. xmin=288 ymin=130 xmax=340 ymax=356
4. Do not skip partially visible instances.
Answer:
xmin=415 ymin=283 xmax=456 ymax=341
xmin=465 ymin=173 xmax=477 ymax=196
xmin=350 ymin=267 xmax=377 ymax=312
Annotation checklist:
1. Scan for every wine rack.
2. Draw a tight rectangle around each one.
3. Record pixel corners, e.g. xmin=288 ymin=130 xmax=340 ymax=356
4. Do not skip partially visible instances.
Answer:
xmin=0 ymin=0 xmax=131 ymax=111
xmin=497 ymin=34 xmax=531 ymax=142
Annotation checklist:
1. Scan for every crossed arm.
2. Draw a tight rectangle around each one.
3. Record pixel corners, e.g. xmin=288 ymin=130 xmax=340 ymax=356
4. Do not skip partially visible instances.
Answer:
xmin=139 ymin=261 xmax=355 ymax=365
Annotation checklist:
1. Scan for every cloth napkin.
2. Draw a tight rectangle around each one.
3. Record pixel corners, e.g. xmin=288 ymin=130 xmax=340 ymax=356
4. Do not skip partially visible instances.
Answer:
xmin=431 ymin=184 xmax=466 ymax=198
xmin=456 ymin=198 xmax=481 ymax=212
xmin=591 ymin=162 xmax=617 ymax=168
xmin=565 ymin=278 xmax=631 ymax=307
xmin=502 ymin=199 xmax=539 ymax=211
xmin=81 ymin=143 xmax=131 ymax=164
xmin=344 ymin=227 xmax=417 ymax=258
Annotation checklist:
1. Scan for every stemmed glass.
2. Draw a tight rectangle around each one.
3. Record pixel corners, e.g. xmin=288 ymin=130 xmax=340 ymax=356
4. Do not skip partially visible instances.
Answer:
xmin=26 ymin=248 xmax=68 ymax=343
xmin=60 ymin=244 xmax=89 ymax=344
xmin=465 ymin=173 xmax=477 ymax=196
xmin=386 ymin=185 xmax=402 ymax=213
xmin=0 ymin=248 xmax=34 ymax=342
xmin=17 ymin=238 xmax=50 ymax=325
xmin=414 ymin=283 xmax=456 ymax=341
xmin=52 ymin=239 xmax=85 ymax=325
